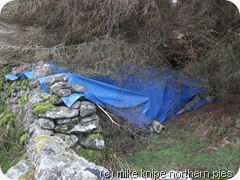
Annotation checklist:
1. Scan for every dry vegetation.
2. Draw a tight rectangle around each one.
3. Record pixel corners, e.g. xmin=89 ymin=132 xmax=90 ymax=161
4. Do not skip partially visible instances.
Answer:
xmin=0 ymin=0 xmax=237 ymax=97
xmin=0 ymin=0 xmax=240 ymax=175
xmin=4 ymin=0 xmax=240 ymax=94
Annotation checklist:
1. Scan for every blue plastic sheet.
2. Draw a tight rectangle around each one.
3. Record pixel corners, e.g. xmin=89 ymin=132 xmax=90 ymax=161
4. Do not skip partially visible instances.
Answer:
xmin=5 ymin=63 xmax=208 ymax=130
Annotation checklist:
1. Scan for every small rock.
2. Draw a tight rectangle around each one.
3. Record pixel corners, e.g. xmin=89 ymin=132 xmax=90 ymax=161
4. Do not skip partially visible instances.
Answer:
xmin=28 ymin=80 xmax=40 ymax=90
xmin=37 ymin=118 xmax=55 ymax=130
xmin=55 ymin=118 xmax=72 ymax=125
xmin=50 ymin=82 xmax=72 ymax=96
xmin=80 ymin=134 xmax=105 ymax=150
xmin=5 ymin=160 xmax=33 ymax=180
xmin=33 ymin=64 xmax=54 ymax=78
xmin=80 ymin=101 xmax=96 ymax=117
xmin=17 ymin=90 xmax=26 ymax=98
xmin=13 ymin=86 xmax=21 ymax=92
xmin=151 ymin=120 xmax=165 ymax=134
xmin=54 ymin=133 xmax=79 ymax=147
xmin=22 ymin=110 xmax=36 ymax=132
xmin=40 ymin=106 xmax=79 ymax=119
xmin=10 ymin=97 xmax=19 ymax=104
xmin=12 ymin=104 xmax=22 ymax=115
xmin=45 ymin=73 xmax=68 ymax=90
xmin=11 ymin=92 xmax=17 ymax=97
xmin=28 ymin=90 xmax=43 ymax=104
xmin=70 ymin=115 xmax=100 ymax=133
xmin=71 ymin=101 xmax=81 ymax=109
xmin=53 ymin=88 xmax=72 ymax=97
xmin=12 ymin=64 xmax=32 ymax=75
xmin=55 ymin=115 xmax=99 ymax=133
xmin=71 ymin=84 xmax=85 ymax=93
xmin=61 ymin=161 xmax=104 ymax=180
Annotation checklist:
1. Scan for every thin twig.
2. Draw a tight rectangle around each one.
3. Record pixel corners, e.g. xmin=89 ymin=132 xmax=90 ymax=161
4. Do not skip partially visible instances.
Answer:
xmin=96 ymin=104 xmax=120 ymax=127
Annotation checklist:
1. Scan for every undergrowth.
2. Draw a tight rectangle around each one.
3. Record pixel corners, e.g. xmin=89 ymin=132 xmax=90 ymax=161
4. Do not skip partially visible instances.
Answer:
xmin=0 ymin=0 xmax=238 ymax=97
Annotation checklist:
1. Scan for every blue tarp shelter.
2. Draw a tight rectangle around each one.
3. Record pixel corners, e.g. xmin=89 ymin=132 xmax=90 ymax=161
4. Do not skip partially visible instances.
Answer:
xmin=6 ymin=63 xmax=207 ymax=131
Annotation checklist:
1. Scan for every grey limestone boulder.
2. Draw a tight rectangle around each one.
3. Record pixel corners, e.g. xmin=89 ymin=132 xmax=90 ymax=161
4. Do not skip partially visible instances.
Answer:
xmin=28 ymin=80 xmax=40 ymax=90
xmin=37 ymin=118 xmax=55 ymax=130
xmin=61 ymin=160 xmax=107 ymax=180
xmin=71 ymin=84 xmax=85 ymax=93
xmin=55 ymin=118 xmax=72 ymax=125
xmin=5 ymin=160 xmax=34 ymax=180
xmin=33 ymin=64 xmax=54 ymax=78
xmin=12 ymin=63 xmax=33 ymax=75
xmin=45 ymin=73 xmax=68 ymax=90
xmin=54 ymin=133 xmax=79 ymax=147
xmin=28 ymin=90 xmax=43 ymax=105
xmin=55 ymin=115 xmax=99 ymax=133
xmin=80 ymin=101 xmax=97 ymax=117
xmin=70 ymin=115 xmax=100 ymax=133
xmin=70 ymin=100 xmax=81 ymax=109
xmin=50 ymin=82 xmax=72 ymax=96
xmin=22 ymin=109 xmax=36 ymax=132
xmin=40 ymin=106 xmax=79 ymax=119
xmin=34 ymin=135 xmax=108 ymax=180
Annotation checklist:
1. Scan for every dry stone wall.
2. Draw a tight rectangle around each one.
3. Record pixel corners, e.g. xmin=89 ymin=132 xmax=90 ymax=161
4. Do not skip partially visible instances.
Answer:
xmin=1 ymin=61 xmax=109 ymax=180
xmin=1 ymin=61 xmax=184 ymax=180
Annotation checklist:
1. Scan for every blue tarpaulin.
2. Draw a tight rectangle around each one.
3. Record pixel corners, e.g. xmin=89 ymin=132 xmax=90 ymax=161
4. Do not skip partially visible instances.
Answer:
xmin=5 ymin=63 xmax=207 ymax=130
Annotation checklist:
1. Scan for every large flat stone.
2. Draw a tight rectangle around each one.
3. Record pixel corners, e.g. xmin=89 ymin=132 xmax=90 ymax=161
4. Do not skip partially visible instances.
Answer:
xmin=40 ymin=106 xmax=79 ymax=119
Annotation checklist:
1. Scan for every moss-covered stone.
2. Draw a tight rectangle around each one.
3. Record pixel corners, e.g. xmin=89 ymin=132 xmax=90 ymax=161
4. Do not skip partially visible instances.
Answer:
xmin=55 ymin=127 xmax=61 ymax=132
xmin=41 ymin=93 xmax=51 ymax=101
xmin=20 ymin=81 xmax=28 ymax=90
xmin=88 ymin=133 xmax=102 ymax=142
xmin=32 ymin=102 xmax=55 ymax=115
xmin=20 ymin=153 xmax=28 ymax=161
xmin=66 ymin=122 xmax=74 ymax=131
xmin=0 ymin=61 xmax=20 ymax=77
xmin=20 ymin=133 xmax=29 ymax=145
xmin=41 ymin=93 xmax=60 ymax=104
xmin=19 ymin=89 xmax=30 ymax=107
xmin=34 ymin=135 xmax=55 ymax=154
xmin=49 ymin=95 xmax=60 ymax=103
xmin=3 ymin=81 xmax=19 ymax=102
xmin=19 ymin=168 xmax=35 ymax=180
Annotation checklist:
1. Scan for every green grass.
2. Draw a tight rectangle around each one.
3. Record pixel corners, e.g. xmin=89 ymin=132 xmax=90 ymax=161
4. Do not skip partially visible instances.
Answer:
xmin=0 ymin=127 xmax=24 ymax=173
xmin=125 ymin=126 xmax=240 ymax=180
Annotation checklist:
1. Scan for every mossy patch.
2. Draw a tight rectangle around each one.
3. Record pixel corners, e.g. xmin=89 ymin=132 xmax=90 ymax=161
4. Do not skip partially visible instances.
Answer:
xmin=88 ymin=133 xmax=102 ymax=142
xmin=19 ymin=168 xmax=35 ymax=180
xmin=3 ymin=81 xmax=19 ymax=102
xmin=32 ymin=102 xmax=55 ymax=115
xmin=41 ymin=93 xmax=60 ymax=104
xmin=41 ymin=93 xmax=51 ymax=101
xmin=34 ymin=135 xmax=55 ymax=154
xmin=19 ymin=89 xmax=30 ymax=107
xmin=20 ymin=133 xmax=29 ymax=145
xmin=77 ymin=149 xmax=100 ymax=161
xmin=0 ymin=108 xmax=14 ymax=126
xmin=20 ymin=79 xmax=33 ymax=90
xmin=20 ymin=153 xmax=28 ymax=161
xmin=66 ymin=122 xmax=74 ymax=131
xmin=0 ymin=78 xmax=4 ymax=91
xmin=50 ymin=95 xmax=60 ymax=103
